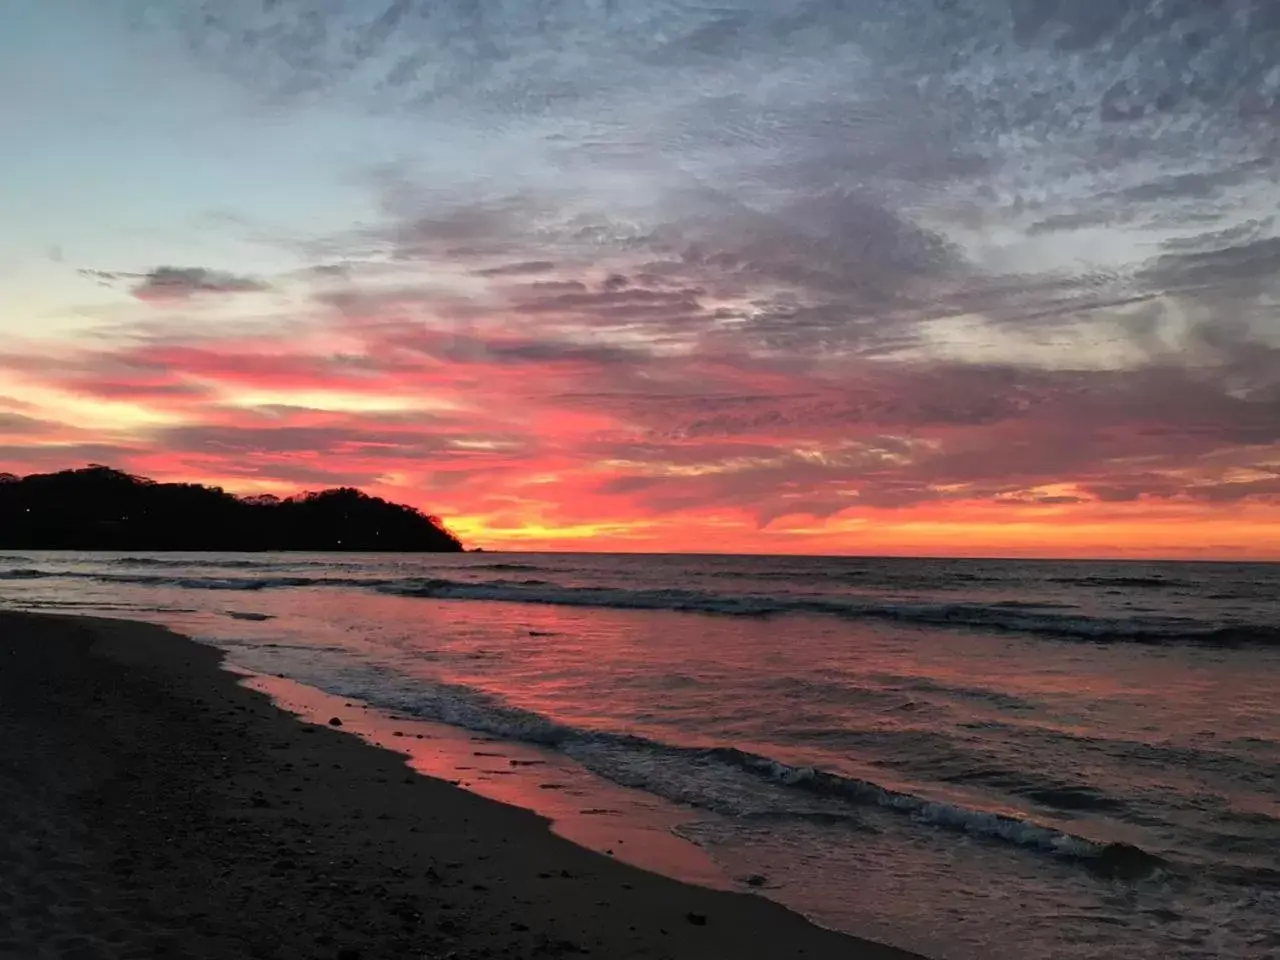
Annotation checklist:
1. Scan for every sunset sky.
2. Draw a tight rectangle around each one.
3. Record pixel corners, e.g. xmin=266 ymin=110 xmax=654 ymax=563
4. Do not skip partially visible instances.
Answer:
xmin=2 ymin=1 xmax=1279 ymax=558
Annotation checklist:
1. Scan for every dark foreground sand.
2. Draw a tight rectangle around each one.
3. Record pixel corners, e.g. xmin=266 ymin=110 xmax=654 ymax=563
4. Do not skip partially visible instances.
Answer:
xmin=0 ymin=611 xmax=925 ymax=960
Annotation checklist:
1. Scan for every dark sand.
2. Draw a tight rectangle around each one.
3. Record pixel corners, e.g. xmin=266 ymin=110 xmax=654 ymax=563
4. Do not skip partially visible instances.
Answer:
xmin=0 ymin=611 xmax=925 ymax=959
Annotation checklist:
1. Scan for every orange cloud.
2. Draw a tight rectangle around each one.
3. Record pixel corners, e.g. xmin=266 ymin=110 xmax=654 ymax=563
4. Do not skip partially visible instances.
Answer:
xmin=3 ymin=254 xmax=1279 ymax=560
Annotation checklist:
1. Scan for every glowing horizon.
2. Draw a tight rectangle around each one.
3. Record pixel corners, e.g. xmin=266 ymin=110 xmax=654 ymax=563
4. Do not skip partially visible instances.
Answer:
xmin=3 ymin=3 xmax=1279 ymax=561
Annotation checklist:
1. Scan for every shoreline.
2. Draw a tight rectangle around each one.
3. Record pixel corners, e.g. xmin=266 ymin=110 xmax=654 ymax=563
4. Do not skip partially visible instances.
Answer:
xmin=0 ymin=609 xmax=926 ymax=959
xmin=233 ymin=668 xmax=735 ymax=893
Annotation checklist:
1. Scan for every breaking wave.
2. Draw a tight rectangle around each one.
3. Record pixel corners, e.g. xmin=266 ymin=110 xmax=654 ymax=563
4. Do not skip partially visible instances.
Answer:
xmin=0 ymin=568 xmax=48 ymax=580
xmin=294 ymin=668 xmax=1168 ymax=880
xmin=3 ymin=565 xmax=1274 ymax=647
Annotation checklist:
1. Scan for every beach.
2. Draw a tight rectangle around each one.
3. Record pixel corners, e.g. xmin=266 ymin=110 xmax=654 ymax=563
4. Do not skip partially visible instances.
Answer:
xmin=0 ymin=609 xmax=920 ymax=959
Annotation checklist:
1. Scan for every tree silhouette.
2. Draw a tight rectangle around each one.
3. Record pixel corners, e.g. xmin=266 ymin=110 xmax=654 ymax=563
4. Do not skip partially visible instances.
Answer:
xmin=0 ymin=466 xmax=463 ymax=552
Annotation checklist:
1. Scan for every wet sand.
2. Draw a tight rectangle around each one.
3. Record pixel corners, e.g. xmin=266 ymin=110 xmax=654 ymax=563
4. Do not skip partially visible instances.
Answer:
xmin=0 ymin=610 xmax=925 ymax=959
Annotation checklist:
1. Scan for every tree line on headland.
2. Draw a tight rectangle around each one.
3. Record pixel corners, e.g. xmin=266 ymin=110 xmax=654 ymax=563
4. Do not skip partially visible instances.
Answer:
xmin=0 ymin=466 xmax=464 ymax=552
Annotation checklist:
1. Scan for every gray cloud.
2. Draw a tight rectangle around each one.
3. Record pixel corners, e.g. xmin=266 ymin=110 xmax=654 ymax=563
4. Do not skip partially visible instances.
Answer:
xmin=153 ymin=423 xmax=449 ymax=458
xmin=474 ymin=260 xmax=558 ymax=277
xmin=0 ymin=443 xmax=145 ymax=466
xmin=78 ymin=265 xmax=269 ymax=300
xmin=1142 ymin=236 xmax=1280 ymax=291
xmin=189 ymin=459 xmax=386 ymax=490
xmin=209 ymin=0 xmax=1280 ymax=374
xmin=133 ymin=266 xmax=269 ymax=300
xmin=75 ymin=381 xmax=213 ymax=400
xmin=0 ymin=412 xmax=51 ymax=434
xmin=439 ymin=336 xmax=649 ymax=367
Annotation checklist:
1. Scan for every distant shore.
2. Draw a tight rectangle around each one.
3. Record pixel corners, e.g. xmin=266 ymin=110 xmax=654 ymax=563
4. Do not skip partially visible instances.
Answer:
xmin=0 ymin=609 xmax=924 ymax=959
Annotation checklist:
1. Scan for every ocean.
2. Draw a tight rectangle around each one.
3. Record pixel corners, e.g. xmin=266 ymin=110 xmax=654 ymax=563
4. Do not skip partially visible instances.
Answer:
xmin=2 ymin=552 xmax=1277 ymax=959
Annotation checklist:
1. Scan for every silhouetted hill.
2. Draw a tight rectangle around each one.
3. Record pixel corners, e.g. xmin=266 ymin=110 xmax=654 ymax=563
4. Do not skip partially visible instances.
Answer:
xmin=0 ymin=466 xmax=463 ymax=552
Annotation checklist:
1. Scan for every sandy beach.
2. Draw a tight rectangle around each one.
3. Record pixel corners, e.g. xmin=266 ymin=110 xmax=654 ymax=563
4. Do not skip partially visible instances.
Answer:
xmin=0 ymin=610 xmax=922 ymax=960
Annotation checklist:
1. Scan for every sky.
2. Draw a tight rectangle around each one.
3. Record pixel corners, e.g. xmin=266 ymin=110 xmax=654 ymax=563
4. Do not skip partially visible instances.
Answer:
xmin=2 ymin=1 xmax=1279 ymax=558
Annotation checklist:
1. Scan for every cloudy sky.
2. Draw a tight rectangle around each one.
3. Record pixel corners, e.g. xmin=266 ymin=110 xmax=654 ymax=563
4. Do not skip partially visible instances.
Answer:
xmin=3 ymin=0 xmax=1279 ymax=557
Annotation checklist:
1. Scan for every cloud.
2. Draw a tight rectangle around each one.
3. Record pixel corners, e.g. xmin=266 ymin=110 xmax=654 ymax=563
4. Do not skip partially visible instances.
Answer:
xmin=426 ymin=334 xmax=652 ymax=368
xmin=5 ymin=294 xmax=1278 ymax=553
xmin=77 ymin=265 xmax=270 ymax=300
xmin=7 ymin=1 xmax=1280 ymax=555
xmin=77 ymin=268 xmax=127 ymax=286
xmin=23 ymin=203 xmax=1280 ymax=533
xmin=155 ymin=422 xmax=448 ymax=457
xmin=0 ymin=412 xmax=50 ymax=435
xmin=69 ymin=380 xmax=215 ymax=402
xmin=1142 ymin=236 xmax=1280 ymax=296
xmin=202 ymin=0 xmax=1280 ymax=373
xmin=0 ymin=442 xmax=145 ymax=467
xmin=474 ymin=260 xmax=558 ymax=277
xmin=131 ymin=266 xmax=269 ymax=301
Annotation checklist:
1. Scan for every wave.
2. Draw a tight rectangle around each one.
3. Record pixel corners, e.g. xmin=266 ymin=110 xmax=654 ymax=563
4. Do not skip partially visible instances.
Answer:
xmin=9 ymin=597 xmax=197 ymax=614
xmin=900 ymin=677 xmax=1042 ymax=713
xmin=705 ymin=566 xmax=1010 ymax=589
xmin=1047 ymin=575 xmax=1191 ymax=590
xmin=5 ymin=565 xmax=1271 ymax=646
xmin=0 ymin=566 xmax=389 ymax=591
xmin=289 ymin=668 xmax=1166 ymax=879
xmin=375 ymin=578 xmax=1276 ymax=648
xmin=988 ymin=599 xmax=1077 ymax=610
xmin=0 ymin=568 xmax=48 ymax=579
xmin=117 ymin=556 xmax=272 ymax=570
xmin=720 ymin=752 xmax=1162 ymax=880
xmin=97 ymin=572 xmax=375 ymax=591
xmin=0 ymin=566 xmax=319 ymax=587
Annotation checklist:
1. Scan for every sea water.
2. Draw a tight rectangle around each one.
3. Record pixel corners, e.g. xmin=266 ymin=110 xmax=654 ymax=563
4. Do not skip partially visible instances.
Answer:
xmin=3 ymin=552 xmax=1278 ymax=959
